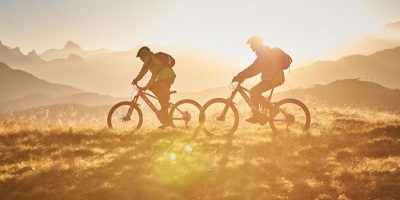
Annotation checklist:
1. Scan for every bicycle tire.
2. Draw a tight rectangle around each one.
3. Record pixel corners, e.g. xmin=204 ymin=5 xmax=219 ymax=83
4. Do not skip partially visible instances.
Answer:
xmin=169 ymin=99 xmax=202 ymax=132
xmin=199 ymin=98 xmax=239 ymax=137
xmin=107 ymin=101 xmax=143 ymax=131
xmin=269 ymin=98 xmax=311 ymax=134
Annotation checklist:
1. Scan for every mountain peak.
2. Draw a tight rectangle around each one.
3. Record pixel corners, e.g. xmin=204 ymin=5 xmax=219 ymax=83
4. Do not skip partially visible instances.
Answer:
xmin=64 ymin=41 xmax=81 ymax=50
xmin=28 ymin=49 xmax=37 ymax=55
xmin=27 ymin=50 xmax=44 ymax=62
xmin=11 ymin=47 xmax=24 ymax=57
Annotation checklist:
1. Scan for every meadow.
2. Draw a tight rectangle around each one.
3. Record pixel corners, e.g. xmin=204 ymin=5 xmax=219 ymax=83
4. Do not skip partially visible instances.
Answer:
xmin=0 ymin=105 xmax=399 ymax=200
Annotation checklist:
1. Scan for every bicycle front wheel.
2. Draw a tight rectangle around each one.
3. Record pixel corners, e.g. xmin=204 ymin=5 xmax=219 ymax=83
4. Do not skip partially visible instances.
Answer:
xmin=169 ymin=99 xmax=202 ymax=133
xmin=199 ymin=98 xmax=239 ymax=137
xmin=107 ymin=101 xmax=143 ymax=131
xmin=269 ymin=99 xmax=311 ymax=134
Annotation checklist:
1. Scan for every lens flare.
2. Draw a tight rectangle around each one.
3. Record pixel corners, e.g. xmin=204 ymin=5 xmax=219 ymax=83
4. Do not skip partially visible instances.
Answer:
xmin=184 ymin=145 xmax=192 ymax=152
xmin=170 ymin=153 xmax=177 ymax=161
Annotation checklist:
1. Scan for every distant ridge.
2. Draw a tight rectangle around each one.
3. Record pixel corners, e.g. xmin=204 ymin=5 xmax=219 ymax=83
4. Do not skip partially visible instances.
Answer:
xmin=283 ymin=46 xmax=400 ymax=92
xmin=0 ymin=62 xmax=83 ymax=102
xmin=0 ymin=92 xmax=124 ymax=111
xmin=274 ymin=79 xmax=400 ymax=112
xmin=39 ymin=41 xmax=110 ymax=61
xmin=27 ymin=50 xmax=44 ymax=63
xmin=64 ymin=41 xmax=82 ymax=50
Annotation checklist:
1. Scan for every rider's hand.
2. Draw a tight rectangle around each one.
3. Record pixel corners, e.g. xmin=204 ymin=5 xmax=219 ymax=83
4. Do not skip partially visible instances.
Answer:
xmin=131 ymin=79 xmax=138 ymax=85
xmin=232 ymin=76 xmax=243 ymax=83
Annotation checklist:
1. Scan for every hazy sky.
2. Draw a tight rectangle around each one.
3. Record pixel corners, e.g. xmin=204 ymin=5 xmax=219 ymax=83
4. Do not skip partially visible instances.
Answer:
xmin=1 ymin=0 xmax=400 ymax=63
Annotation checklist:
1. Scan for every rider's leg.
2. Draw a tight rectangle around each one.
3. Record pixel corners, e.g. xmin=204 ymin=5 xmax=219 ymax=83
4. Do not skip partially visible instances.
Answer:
xmin=249 ymin=81 xmax=274 ymax=111
xmin=247 ymin=80 xmax=278 ymax=123
xmin=154 ymin=79 xmax=175 ymax=128
xmin=148 ymin=82 xmax=166 ymax=124
xmin=254 ymin=80 xmax=281 ymax=118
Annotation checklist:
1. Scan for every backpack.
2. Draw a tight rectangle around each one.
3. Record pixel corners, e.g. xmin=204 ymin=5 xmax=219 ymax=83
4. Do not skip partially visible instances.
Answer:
xmin=155 ymin=52 xmax=175 ymax=68
xmin=270 ymin=47 xmax=292 ymax=70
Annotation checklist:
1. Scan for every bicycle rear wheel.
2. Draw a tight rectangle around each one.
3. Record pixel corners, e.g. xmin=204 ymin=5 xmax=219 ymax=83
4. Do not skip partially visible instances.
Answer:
xmin=269 ymin=99 xmax=311 ymax=134
xmin=199 ymin=98 xmax=239 ymax=137
xmin=169 ymin=99 xmax=202 ymax=133
xmin=107 ymin=101 xmax=143 ymax=131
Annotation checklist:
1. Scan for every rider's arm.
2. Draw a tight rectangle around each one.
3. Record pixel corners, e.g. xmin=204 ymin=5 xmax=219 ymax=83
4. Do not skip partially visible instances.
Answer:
xmin=236 ymin=57 xmax=265 ymax=80
xmin=134 ymin=57 xmax=153 ymax=81
xmin=145 ymin=72 xmax=157 ymax=89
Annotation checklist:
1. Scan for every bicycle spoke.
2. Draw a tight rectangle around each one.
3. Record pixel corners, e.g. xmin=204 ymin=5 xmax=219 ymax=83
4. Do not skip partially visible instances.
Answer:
xmin=201 ymin=98 xmax=239 ymax=136
xmin=107 ymin=102 xmax=142 ymax=131
xmin=170 ymin=99 xmax=201 ymax=133
xmin=269 ymin=99 xmax=311 ymax=134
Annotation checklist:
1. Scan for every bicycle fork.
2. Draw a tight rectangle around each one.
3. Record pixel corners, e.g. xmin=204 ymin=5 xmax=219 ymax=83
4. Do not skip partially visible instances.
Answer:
xmin=125 ymin=98 xmax=140 ymax=121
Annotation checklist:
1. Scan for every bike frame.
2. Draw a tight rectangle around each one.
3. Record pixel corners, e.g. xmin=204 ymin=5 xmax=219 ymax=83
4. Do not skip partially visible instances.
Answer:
xmin=129 ymin=87 xmax=187 ymax=121
xmin=131 ymin=88 xmax=163 ymax=115
xmin=220 ymin=82 xmax=274 ymax=119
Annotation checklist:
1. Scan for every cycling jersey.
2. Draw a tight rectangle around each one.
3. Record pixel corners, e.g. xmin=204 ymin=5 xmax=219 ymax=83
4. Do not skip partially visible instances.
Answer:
xmin=236 ymin=45 xmax=285 ymax=84
xmin=134 ymin=53 xmax=176 ymax=88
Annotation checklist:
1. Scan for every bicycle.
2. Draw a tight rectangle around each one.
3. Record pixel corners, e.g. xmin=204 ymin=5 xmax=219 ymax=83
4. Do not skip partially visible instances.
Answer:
xmin=199 ymin=81 xmax=311 ymax=136
xmin=107 ymin=84 xmax=202 ymax=132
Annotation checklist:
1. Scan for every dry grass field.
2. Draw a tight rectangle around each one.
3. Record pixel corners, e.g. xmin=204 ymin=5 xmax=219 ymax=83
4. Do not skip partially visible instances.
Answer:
xmin=1 ymin=105 xmax=400 ymax=200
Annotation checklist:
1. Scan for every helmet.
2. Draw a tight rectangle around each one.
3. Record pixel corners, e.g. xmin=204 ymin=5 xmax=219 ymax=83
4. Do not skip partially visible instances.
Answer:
xmin=247 ymin=35 xmax=263 ymax=45
xmin=136 ymin=46 xmax=150 ymax=57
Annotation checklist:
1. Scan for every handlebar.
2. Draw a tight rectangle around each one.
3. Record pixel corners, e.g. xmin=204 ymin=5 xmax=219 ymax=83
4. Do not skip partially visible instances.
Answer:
xmin=132 ymin=83 xmax=146 ymax=91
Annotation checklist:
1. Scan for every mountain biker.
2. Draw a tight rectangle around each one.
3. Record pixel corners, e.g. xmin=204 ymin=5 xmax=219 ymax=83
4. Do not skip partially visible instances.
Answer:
xmin=232 ymin=35 xmax=285 ymax=124
xmin=131 ymin=46 xmax=177 ymax=129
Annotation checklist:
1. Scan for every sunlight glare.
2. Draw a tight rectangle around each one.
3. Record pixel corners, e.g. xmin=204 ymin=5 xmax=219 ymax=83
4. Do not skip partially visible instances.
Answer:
xmin=170 ymin=153 xmax=177 ymax=161
xmin=184 ymin=145 xmax=192 ymax=152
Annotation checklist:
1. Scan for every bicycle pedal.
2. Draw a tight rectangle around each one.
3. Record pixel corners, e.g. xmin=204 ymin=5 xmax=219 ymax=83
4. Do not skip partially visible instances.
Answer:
xmin=258 ymin=120 xmax=267 ymax=126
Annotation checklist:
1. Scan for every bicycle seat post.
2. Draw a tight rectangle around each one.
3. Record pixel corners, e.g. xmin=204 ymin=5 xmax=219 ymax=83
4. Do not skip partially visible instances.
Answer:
xmin=268 ymin=88 xmax=275 ymax=101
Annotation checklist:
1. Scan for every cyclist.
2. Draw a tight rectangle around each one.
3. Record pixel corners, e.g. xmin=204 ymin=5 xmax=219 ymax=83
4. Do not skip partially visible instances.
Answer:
xmin=232 ymin=35 xmax=284 ymax=124
xmin=132 ymin=46 xmax=176 ymax=129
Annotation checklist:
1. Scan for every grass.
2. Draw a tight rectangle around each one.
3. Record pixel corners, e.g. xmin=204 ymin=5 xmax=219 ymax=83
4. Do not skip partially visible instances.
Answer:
xmin=0 ymin=105 xmax=400 ymax=200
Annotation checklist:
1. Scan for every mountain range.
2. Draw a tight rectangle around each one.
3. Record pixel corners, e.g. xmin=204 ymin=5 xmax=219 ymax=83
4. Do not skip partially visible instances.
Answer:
xmin=39 ymin=41 xmax=111 ymax=61
xmin=0 ymin=62 xmax=82 ymax=101
xmin=0 ymin=62 xmax=125 ymax=112
xmin=1 ymin=21 xmax=400 ymax=112
xmin=0 ymin=40 xmax=245 ymax=96
xmin=1 ymin=21 xmax=399 ymax=97
xmin=1 ymin=60 xmax=399 ymax=113
xmin=274 ymin=79 xmax=400 ymax=111
xmin=280 ymin=46 xmax=400 ymax=92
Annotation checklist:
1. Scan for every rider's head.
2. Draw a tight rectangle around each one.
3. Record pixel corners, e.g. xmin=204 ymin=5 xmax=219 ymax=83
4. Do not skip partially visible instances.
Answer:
xmin=247 ymin=35 xmax=264 ymax=52
xmin=136 ymin=46 xmax=151 ymax=61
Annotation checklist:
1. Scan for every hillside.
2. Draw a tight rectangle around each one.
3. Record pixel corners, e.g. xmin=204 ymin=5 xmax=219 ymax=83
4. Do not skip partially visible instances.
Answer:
xmin=0 ymin=106 xmax=399 ymax=199
xmin=274 ymin=79 xmax=400 ymax=111
xmin=282 ymin=46 xmax=400 ymax=92
xmin=0 ymin=41 xmax=35 ymax=65
xmin=0 ymin=92 xmax=125 ymax=112
xmin=0 ymin=62 xmax=83 ymax=102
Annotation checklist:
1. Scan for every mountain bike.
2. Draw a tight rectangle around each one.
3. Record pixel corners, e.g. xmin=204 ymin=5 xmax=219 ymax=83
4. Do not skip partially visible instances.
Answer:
xmin=199 ymin=82 xmax=311 ymax=136
xmin=107 ymin=84 xmax=201 ymax=132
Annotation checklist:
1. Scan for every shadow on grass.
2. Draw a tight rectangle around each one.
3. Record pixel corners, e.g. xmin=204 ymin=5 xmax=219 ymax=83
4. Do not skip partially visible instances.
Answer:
xmin=1 ymin=125 xmax=400 ymax=199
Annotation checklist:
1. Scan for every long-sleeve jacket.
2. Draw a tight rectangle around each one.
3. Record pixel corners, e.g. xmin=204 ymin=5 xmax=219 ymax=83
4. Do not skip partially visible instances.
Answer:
xmin=236 ymin=45 xmax=285 ymax=84
xmin=134 ymin=53 xmax=176 ymax=88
